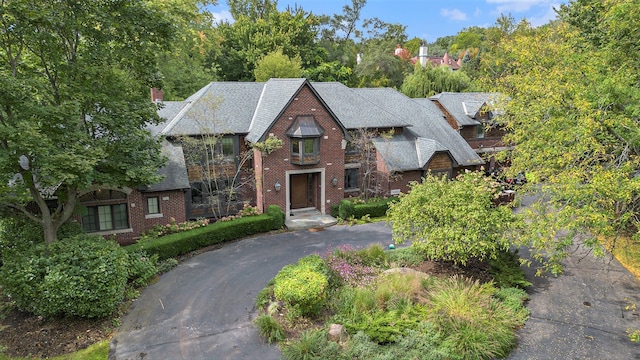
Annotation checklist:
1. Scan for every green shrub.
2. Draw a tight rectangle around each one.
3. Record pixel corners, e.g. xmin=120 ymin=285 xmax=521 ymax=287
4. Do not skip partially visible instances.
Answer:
xmin=494 ymin=287 xmax=530 ymax=324
xmin=125 ymin=214 xmax=274 ymax=260
xmin=427 ymin=276 xmax=520 ymax=359
xmin=274 ymin=266 xmax=328 ymax=317
xmin=0 ymin=215 xmax=83 ymax=256
xmin=352 ymin=197 xmax=398 ymax=219
xmin=387 ymin=246 xmax=425 ymax=267
xmin=338 ymin=199 xmax=355 ymax=219
xmin=0 ymin=234 xmax=128 ymax=318
xmin=489 ymin=250 xmax=532 ymax=289
xmin=157 ymin=258 xmax=179 ymax=274
xmin=127 ymin=251 xmax=159 ymax=287
xmin=254 ymin=314 xmax=286 ymax=344
xmin=330 ymin=203 xmax=340 ymax=217
xmin=282 ymin=329 xmax=342 ymax=360
xmin=266 ymin=205 xmax=285 ymax=230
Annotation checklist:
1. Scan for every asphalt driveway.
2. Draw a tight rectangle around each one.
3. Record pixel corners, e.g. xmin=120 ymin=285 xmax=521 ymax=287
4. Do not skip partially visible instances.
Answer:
xmin=110 ymin=221 xmax=640 ymax=360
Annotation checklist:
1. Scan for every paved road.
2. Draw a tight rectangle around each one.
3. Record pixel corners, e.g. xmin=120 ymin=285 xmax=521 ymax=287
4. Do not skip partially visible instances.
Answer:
xmin=110 ymin=221 xmax=640 ymax=359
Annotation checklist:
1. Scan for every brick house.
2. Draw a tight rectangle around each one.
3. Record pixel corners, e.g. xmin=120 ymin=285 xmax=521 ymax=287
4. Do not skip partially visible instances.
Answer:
xmin=80 ymin=79 xmax=487 ymax=244
xmin=429 ymin=92 xmax=510 ymax=172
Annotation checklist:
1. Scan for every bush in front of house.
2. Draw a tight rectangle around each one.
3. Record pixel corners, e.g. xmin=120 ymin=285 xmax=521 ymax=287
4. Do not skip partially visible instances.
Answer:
xmin=127 ymin=251 xmax=159 ymax=287
xmin=338 ymin=199 xmax=355 ymax=219
xmin=266 ymin=205 xmax=285 ymax=230
xmin=0 ymin=234 xmax=128 ymax=318
xmin=126 ymin=214 xmax=275 ymax=260
xmin=352 ymin=197 xmax=398 ymax=218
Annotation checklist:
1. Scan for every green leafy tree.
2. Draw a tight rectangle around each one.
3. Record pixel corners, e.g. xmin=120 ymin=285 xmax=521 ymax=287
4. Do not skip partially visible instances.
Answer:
xmin=156 ymin=0 xmax=217 ymax=100
xmin=254 ymin=49 xmax=302 ymax=81
xmin=401 ymin=63 xmax=473 ymax=98
xmin=481 ymin=0 xmax=640 ymax=274
xmin=0 ymin=0 xmax=179 ymax=244
xmin=209 ymin=5 xmax=324 ymax=81
xmin=388 ymin=171 xmax=518 ymax=265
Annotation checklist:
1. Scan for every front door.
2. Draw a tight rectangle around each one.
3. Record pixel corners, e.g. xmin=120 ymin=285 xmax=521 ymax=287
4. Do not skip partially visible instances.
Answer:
xmin=290 ymin=173 xmax=316 ymax=209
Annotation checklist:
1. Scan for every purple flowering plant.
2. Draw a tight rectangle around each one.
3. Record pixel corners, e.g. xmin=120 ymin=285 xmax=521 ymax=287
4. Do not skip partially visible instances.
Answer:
xmin=322 ymin=245 xmax=382 ymax=287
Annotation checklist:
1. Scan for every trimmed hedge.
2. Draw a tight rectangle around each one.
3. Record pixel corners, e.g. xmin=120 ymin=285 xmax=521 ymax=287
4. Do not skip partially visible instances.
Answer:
xmin=126 ymin=214 xmax=274 ymax=260
xmin=266 ymin=205 xmax=285 ymax=230
xmin=337 ymin=197 xmax=399 ymax=219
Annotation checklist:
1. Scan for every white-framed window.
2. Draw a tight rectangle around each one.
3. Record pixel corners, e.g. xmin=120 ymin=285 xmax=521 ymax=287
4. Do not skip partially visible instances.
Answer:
xmin=82 ymin=204 xmax=128 ymax=232
xmin=146 ymin=196 xmax=160 ymax=215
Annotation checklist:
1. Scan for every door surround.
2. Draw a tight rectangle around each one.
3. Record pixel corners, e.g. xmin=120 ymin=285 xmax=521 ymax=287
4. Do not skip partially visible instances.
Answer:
xmin=285 ymin=168 xmax=325 ymax=218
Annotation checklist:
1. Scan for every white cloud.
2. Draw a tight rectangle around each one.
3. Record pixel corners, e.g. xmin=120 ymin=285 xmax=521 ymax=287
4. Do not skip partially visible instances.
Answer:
xmin=440 ymin=8 xmax=468 ymax=21
xmin=528 ymin=3 xmax=562 ymax=26
xmin=211 ymin=10 xmax=234 ymax=25
xmin=474 ymin=7 xmax=483 ymax=17
xmin=486 ymin=0 xmax=550 ymax=13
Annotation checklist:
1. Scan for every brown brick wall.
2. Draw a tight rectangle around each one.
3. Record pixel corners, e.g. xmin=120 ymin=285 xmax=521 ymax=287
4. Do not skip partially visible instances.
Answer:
xmin=460 ymin=126 xmax=477 ymax=140
xmin=76 ymin=189 xmax=187 ymax=246
xmin=432 ymin=101 xmax=459 ymax=131
xmin=426 ymin=152 xmax=452 ymax=170
xmin=259 ymin=85 xmax=346 ymax=215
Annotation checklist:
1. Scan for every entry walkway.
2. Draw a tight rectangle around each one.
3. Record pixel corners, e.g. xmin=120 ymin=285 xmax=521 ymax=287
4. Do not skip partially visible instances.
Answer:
xmin=284 ymin=208 xmax=338 ymax=231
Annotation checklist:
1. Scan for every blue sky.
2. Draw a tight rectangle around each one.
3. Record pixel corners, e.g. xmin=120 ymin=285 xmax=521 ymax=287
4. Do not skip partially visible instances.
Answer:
xmin=209 ymin=0 xmax=568 ymax=41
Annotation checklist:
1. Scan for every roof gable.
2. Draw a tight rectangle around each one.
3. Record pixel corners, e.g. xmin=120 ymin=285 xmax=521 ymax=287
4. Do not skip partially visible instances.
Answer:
xmin=429 ymin=92 xmax=500 ymax=127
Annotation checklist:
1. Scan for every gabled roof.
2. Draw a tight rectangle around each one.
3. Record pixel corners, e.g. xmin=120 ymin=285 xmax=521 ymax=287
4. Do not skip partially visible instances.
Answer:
xmin=155 ymin=82 xmax=265 ymax=136
xmin=144 ymin=139 xmax=190 ymax=191
xmin=355 ymin=89 xmax=483 ymax=167
xmin=245 ymin=78 xmax=307 ymax=142
xmin=429 ymin=92 xmax=500 ymax=127
xmin=312 ymin=82 xmax=409 ymax=129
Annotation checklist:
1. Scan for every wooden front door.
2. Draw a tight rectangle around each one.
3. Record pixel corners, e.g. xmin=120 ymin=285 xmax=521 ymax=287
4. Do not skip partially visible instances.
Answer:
xmin=290 ymin=173 xmax=316 ymax=209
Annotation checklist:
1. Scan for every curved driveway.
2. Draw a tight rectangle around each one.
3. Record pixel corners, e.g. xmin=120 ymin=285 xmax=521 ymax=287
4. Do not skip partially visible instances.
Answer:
xmin=110 ymin=222 xmax=640 ymax=360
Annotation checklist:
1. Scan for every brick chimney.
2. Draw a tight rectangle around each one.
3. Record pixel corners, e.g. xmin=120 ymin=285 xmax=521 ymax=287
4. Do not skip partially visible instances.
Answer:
xmin=150 ymin=88 xmax=163 ymax=103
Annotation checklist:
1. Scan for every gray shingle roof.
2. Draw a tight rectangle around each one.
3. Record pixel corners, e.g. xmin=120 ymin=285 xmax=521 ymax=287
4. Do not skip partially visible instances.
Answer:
xmin=372 ymin=133 xmax=420 ymax=172
xmin=145 ymin=139 xmax=190 ymax=191
xmin=157 ymin=82 xmax=265 ymax=136
xmin=246 ymin=78 xmax=307 ymax=142
xmin=356 ymin=89 xmax=483 ymax=167
xmin=429 ymin=92 xmax=500 ymax=127
xmin=311 ymin=82 xmax=409 ymax=129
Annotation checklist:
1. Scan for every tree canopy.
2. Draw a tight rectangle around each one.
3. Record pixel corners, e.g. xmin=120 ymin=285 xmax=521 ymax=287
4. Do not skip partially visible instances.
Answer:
xmin=480 ymin=0 xmax=640 ymax=274
xmin=254 ymin=49 xmax=302 ymax=81
xmin=388 ymin=171 xmax=518 ymax=265
xmin=0 ymin=0 xmax=186 ymax=244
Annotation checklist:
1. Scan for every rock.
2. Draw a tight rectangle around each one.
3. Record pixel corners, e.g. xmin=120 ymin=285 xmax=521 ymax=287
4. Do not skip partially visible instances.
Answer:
xmin=328 ymin=323 xmax=346 ymax=342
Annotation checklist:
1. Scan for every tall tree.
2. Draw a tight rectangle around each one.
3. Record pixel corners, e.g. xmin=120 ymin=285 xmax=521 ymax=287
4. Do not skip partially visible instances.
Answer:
xmin=401 ymin=63 xmax=473 ymax=98
xmin=156 ymin=0 xmax=217 ymax=100
xmin=254 ymin=49 xmax=302 ymax=81
xmin=0 ymin=0 xmax=178 ymax=244
xmin=482 ymin=0 xmax=640 ymax=274
xmin=209 ymin=5 xmax=323 ymax=81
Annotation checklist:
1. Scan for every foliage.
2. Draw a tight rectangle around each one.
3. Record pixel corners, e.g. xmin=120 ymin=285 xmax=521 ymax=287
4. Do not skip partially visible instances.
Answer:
xmin=256 ymin=243 xmax=529 ymax=358
xmin=322 ymin=244 xmax=387 ymax=287
xmin=254 ymin=314 xmax=286 ymax=344
xmin=426 ymin=276 xmax=523 ymax=359
xmin=254 ymin=49 xmax=302 ymax=81
xmin=0 ymin=0 xmax=178 ymax=244
xmin=273 ymin=256 xmax=329 ymax=317
xmin=0 ymin=234 xmax=128 ymax=318
xmin=281 ymin=329 xmax=343 ymax=360
xmin=209 ymin=6 xmax=324 ymax=81
xmin=388 ymin=171 xmax=520 ymax=265
xmin=338 ymin=200 xmax=355 ymax=219
xmin=0 ymin=215 xmax=82 ymax=257
xmin=266 ymin=204 xmax=285 ymax=230
xmin=401 ymin=63 xmax=473 ymax=98
xmin=126 ymin=251 xmax=159 ymax=287
xmin=139 ymin=218 xmax=210 ymax=241
xmin=489 ymin=250 xmax=532 ymax=289
xmin=480 ymin=1 xmax=640 ymax=274
xmin=125 ymin=214 xmax=275 ymax=260
xmin=386 ymin=246 xmax=425 ymax=267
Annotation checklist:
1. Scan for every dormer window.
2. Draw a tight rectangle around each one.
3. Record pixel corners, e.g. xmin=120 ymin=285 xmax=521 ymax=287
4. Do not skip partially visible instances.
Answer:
xmin=286 ymin=116 xmax=324 ymax=165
